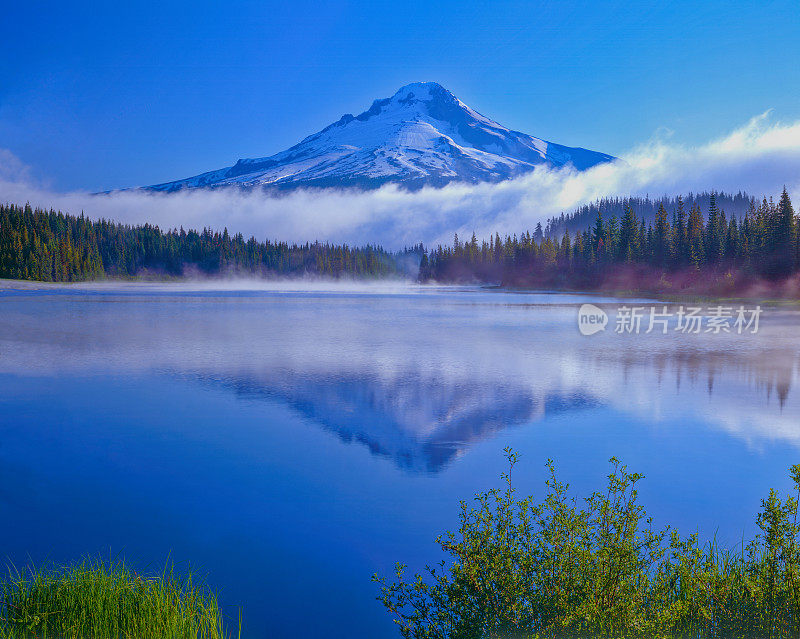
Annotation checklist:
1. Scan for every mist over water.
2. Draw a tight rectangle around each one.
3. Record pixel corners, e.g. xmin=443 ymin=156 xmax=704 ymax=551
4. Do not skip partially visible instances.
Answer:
xmin=0 ymin=283 xmax=799 ymax=637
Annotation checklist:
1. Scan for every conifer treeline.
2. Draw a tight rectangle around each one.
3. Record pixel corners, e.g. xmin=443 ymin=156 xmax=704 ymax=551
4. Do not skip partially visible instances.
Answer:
xmin=420 ymin=190 xmax=799 ymax=287
xmin=541 ymin=191 xmax=754 ymax=239
xmin=4 ymin=190 xmax=799 ymax=289
xmin=0 ymin=203 xmax=414 ymax=281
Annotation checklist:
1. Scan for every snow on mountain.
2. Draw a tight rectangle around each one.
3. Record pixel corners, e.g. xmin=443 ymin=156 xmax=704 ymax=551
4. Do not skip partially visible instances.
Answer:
xmin=147 ymin=82 xmax=616 ymax=192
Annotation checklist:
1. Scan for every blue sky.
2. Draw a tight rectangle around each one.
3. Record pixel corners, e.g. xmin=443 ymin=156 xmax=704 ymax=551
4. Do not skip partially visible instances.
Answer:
xmin=2 ymin=0 xmax=799 ymax=191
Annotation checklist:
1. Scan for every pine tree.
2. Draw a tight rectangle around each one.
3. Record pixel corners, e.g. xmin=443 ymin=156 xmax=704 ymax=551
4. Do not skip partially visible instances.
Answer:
xmin=768 ymin=187 xmax=796 ymax=277
xmin=559 ymin=231 xmax=571 ymax=267
xmin=705 ymin=192 xmax=722 ymax=263
xmin=618 ymin=205 xmax=638 ymax=263
xmin=653 ymin=204 xmax=671 ymax=267
xmin=591 ymin=212 xmax=605 ymax=263
xmin=687 ymin=204 xmax=705 ymax=268
xmin=671 ymin=196 xmax=687 ymax=267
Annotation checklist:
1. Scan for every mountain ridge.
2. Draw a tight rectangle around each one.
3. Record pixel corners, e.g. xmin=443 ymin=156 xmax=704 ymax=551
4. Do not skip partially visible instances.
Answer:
xmin=146 ymin=82 xmax=616 ymax=192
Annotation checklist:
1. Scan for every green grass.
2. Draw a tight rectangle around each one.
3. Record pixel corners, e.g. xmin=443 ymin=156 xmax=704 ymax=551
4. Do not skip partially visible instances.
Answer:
xmin=0 ymin=558 xmax=238 ymax=639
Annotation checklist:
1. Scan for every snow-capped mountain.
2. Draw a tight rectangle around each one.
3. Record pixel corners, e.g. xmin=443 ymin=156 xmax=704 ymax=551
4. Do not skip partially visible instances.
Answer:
xmin=147 ymin=82 xmax=615 ymax=191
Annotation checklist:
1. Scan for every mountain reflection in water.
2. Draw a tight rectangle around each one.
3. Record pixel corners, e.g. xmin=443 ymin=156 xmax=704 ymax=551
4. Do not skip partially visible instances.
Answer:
xmin=1 ymin=284 xmax=797 ymax=471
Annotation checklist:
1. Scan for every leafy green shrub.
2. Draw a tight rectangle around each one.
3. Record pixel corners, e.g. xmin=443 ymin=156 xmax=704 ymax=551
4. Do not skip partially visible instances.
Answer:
xmin=374 ymin=450 xmax=800 ymax=638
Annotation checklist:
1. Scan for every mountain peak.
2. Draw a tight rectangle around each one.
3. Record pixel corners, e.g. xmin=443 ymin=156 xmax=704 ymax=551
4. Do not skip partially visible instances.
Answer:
xmin=395 ymin=80 xmax=444 ymax=92
xmin=392 ymin=81 xmax=450 ymax=100
xmin=146 ymin=83 xmax=616 ymax=192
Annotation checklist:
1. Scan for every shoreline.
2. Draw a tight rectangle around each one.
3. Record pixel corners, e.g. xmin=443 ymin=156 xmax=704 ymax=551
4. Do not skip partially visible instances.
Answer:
xmin=497 ymin=283 xmax=800 ymax=304
xmin=3 ymin=275 xmax=798 ymax=304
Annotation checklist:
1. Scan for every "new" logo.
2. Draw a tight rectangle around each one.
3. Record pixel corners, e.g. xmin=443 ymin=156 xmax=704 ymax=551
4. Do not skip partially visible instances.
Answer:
xmin=577 ymin=303 xmax=608 ymax=336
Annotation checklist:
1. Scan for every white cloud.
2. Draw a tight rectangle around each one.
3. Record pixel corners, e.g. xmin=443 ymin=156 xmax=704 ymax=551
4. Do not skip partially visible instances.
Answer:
xmin=2 ymin=112 xmax=800 ymax=249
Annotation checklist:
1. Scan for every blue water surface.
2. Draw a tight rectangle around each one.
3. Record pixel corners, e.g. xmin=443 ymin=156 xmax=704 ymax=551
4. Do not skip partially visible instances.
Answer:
xmin=0 ymin=282 xmax=798 ymax=638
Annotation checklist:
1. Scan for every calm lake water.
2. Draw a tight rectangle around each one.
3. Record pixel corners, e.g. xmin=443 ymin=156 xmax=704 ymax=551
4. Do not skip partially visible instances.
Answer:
xmin=1 ymin=281 xmax=799 ymax=638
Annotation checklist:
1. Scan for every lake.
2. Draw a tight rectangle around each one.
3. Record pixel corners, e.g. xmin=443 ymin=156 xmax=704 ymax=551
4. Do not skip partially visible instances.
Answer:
xmin=1 ymin=281 xmax=798 ymax=638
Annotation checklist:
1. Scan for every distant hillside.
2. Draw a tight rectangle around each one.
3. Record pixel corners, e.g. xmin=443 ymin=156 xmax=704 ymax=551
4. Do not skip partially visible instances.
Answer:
xmin=543 ymin=191 xmax=755 ymax=239
xmin=421 ymin=189 xmax=800 ymax=296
